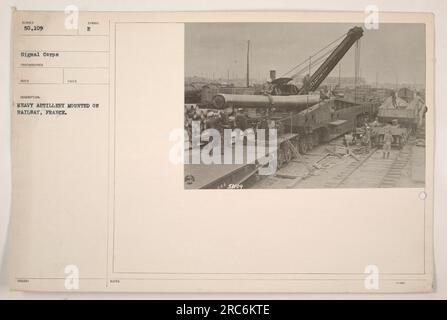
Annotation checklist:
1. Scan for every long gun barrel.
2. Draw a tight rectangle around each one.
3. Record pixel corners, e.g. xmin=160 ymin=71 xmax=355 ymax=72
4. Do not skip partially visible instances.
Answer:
xmin=212 ymin=93 xmax=320 ymax=110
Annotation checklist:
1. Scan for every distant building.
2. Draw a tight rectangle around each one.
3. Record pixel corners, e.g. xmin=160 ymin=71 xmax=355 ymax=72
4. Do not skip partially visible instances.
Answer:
xmin=321 ymin=76 xmax=367 ymax=88
xmin=344 ymin=86 xmax=393 ymax=104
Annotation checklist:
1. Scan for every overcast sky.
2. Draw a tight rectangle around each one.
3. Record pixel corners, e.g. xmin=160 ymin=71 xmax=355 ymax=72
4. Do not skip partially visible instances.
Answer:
xmin=185 ymin=23 xmax=426 ymax=85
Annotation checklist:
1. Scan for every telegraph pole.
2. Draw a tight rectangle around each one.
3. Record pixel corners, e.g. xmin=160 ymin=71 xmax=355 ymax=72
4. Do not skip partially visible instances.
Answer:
xmin=375 ymin=71 xmax=378 ymax=89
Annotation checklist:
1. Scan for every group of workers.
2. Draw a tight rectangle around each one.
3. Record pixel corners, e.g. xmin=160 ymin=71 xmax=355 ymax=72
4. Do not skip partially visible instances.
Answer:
xmin=184 ymin=104 xmax=249 ymax=145
xmin=343 ymin=117 xmax=395 ymax=159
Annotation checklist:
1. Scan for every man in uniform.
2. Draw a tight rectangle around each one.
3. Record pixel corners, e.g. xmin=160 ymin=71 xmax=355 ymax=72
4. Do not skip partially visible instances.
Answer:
xmin=187 ymin=104 xmax=196 ymax=119
xmin=204 ymin=112 xmax=220 ymax=155
xmin=344 ymin=132 xmax=354 ymax=147
xmin=372 ymin=117 xmax=380 ymax=127
xmin=234 ymin=108 xmax=248 ymax=131
xmin=205 ymin=112 xmax=217 ymax=130
xmin=219 ymin=110 xmax=229 ymax=127
xmin=234 ymin=108 xmax=249 ymax=145
xmin=362 ymin=124 xmax=371 ymax=152
xmin=382 ymin=128 xmax=393 ymax=159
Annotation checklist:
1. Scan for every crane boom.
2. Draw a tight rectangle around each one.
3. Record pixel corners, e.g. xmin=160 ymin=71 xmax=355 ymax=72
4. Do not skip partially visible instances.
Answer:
xmin=298 ymin=26 xmax=364 ymax=95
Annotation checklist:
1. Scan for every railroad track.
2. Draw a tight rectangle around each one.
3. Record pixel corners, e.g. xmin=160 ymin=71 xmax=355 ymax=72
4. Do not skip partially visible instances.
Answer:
xmin=379 ymin=146 xmax=412 ymax=187
xmin=323 ymin=147 xmax=378 ymax=188
xmin=324 ymin=144 xmax=412 ymax=188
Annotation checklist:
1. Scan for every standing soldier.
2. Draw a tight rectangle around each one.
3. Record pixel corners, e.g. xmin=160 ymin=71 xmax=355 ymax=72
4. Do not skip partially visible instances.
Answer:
xmin=219 ymin=110 xmax=229 ymax=127
xmin=187 ymin=104 xmax=195 ymax=119
xmin=199 ymin=110 xmax=206 ymax=132
xmin=206 ymin=111 xmax=217 ymax=129
xmin=344 ymin=131 xmax=354 ymax=147
xmin=234 ymin=108 xmax=249 ymax=145
xmin=362 ymin=124 xmax=371 ymax=152
xmin=372 ymin=117 xmax=380 ymax=127
xmin=234 ymin=108 xmax=248 ymax=131
xmin=184 ymin=109 xmax=191 ymax=147
xmin=382 ymin=129 xmax=393 ymax=159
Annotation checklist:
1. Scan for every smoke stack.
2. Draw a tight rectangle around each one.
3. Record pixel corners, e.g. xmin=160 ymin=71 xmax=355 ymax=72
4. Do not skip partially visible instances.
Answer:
xmin=270 ymin=70 xmax=276 ymax=81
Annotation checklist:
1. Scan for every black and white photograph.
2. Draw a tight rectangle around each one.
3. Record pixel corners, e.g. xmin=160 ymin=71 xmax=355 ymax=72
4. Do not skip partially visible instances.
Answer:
xmin=2 ymin=4 xmax=443 ymax=299
xmin=184 ymin=23 xmax=427 ymax=189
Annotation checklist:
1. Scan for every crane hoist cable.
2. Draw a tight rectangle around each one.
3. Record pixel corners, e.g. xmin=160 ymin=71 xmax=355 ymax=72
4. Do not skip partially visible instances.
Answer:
xmin=290 ymin=46 xmax=337 ymax=79
xmin=354 ymin=38 xmax=361 ymax=103
xmin=280 ymin=31 xmax=348 ymax=78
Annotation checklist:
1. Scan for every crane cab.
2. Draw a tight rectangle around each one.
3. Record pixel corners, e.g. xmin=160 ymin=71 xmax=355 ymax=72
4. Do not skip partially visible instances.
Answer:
xmin=267 ymin=77 xmax=299 ymax=96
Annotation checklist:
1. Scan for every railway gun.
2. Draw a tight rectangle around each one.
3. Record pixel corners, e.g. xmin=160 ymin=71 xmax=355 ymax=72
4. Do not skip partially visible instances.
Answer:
xmin=209 ymin=27 xmax=369 ymax=168
xmin=184 ymin=26 xmax=389 ymax=189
